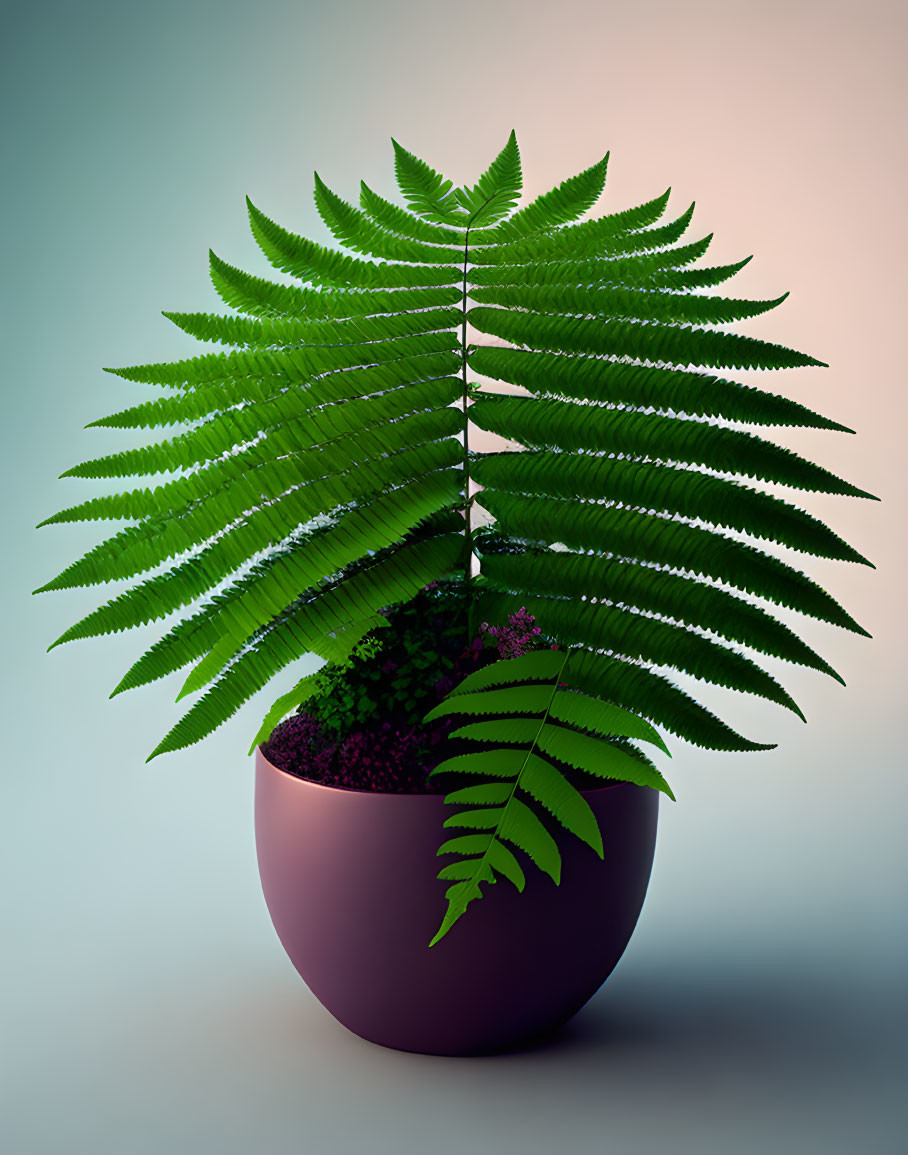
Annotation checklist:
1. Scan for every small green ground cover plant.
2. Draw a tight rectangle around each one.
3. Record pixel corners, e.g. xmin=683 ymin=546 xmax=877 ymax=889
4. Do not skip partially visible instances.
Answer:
xmin=38 ymin=133 xmax=874 ymax=943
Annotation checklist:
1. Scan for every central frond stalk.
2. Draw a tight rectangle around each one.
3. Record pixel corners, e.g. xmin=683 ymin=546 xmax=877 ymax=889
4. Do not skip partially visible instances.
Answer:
xmin=461 ymin=225 xmax=474 ymax=642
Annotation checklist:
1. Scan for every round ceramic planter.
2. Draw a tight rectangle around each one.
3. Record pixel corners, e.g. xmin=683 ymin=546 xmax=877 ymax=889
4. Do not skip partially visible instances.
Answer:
xmin=255 ymin=746 xmax=658 ymax=1056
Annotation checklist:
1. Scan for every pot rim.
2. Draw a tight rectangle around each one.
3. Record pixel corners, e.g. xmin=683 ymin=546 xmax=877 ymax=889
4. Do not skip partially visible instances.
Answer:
xmin=256 ymin=745 xmax=633 ymax=798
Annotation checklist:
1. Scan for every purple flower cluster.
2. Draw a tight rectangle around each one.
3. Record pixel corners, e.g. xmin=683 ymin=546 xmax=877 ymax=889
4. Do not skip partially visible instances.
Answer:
xmin=480 ymin=606 xmax=542 ymax=659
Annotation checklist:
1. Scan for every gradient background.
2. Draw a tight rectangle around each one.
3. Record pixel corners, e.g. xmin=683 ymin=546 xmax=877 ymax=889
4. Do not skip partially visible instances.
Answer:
xmin=3 ymin=1 xmax=907 ymax=1152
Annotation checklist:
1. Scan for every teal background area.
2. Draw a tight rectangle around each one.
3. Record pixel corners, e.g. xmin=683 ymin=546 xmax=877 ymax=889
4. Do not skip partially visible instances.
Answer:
xmin=3 ymin=1 xmax=906 ymax=1152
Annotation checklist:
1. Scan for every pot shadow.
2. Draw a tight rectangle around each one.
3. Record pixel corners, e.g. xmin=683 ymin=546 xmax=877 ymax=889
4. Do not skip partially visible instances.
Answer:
xmin=471 ymin=965 xmax=905 ymax=1080
xmin=176 ymin=961 xmax=906 ymax=1100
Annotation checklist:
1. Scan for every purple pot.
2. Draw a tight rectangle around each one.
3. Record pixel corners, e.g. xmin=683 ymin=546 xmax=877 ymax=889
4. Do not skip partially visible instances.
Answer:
xmin=255 ymin=747 xmax=658 ymax=1056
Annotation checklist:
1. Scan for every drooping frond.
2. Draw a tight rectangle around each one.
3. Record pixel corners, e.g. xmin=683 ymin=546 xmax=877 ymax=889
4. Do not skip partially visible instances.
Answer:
xmin=174 ymin=497 xmax=463 ymax=700
xmin=146 ymin=613 xmax=387 ymax=762
xmin=475 ymin=584 xmax=807 ymax=719
xmin=422 ymin=647 xmax=673 ymax=944
xmin=106 ymin=508 xmax=467 ymax=700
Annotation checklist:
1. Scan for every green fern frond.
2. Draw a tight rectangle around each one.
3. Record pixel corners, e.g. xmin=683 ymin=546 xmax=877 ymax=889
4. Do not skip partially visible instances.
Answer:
xmin=425 ymin=678 xmax=668 ymax=752
xmin=514 ymin=755 xmax=604 ymax=855
xmin=468 ymin=233 xmax=714 ymax=288
xmin=208 ymin=251 xmax=319 ymax=318
xmin=247 ymin=196 xmax=462 ymax=287
xmin=105 ymin=511 xmax=465 ymax=697
xmin=39 ymin=410 xmax=462 ymax=600
xmin=492 ymin=597 xmax=805 ymax=716
xmin=107 ymin=561 xmax=288 ymax=693
xmin=392 ymin=139 xmax=469 ymax=226
xmin=475 ymin=491 xmax=866 ymax=634
xmin=468 ymin=198 xmax=694 ymax=266
xmin=469 ymin=152 xmax=609 ymax=244
xmin=359 ymin=181 xmax=466 ymax=244
xmin=579 ymin=652 xmax=774 ymax=752
xmin=470 ymin=283 xmax=789 ymax=326
xmin=161 ymin=304 xmax=461 ymax=349
xmin=572 ymin=187 xmax=672 ymax=235
xmin=209 ymin=249 xmax=462 ymax=320
xmin=437 ymin=856 xmax=498 ymax=884
xmin=425 ymin=647 xmax=672 ymax=944
xmin=43 ymin=414 xmax=462 ymax=536
xmin=313 ymin=173 xmax=465 ymax=264
xmin=474 ymin=188 xmax=672 ymax=261
xmin=472 ymin=452 xmax=869 ymax=564
xmin=41 ymin=437 xmax=462 ymax=614
xmin=174 ymin=473 xmax=465 ymax=697
xmin=477 ymin=546 xmax=845 ymax=683
xmin=443 ymin=797 xmax=562 ymax=879
xmin=86 ymin=349 xmax=460 ymax=431
xmin=452 ymin=130 xmax=523 ymax=227
xmin=63 ymin=363 xmax=461 ymax=484
xmin=40 ymin=132 xmax=871 ymax=898
xmin=247 ymin=672 xmax=324 ymax=754
xmin=645 ymin=256 xmax=755 ymax=289
xmin=103 ymin=328 xmax=457 ymax=391
xmin=147 ymin=613 xmax=386 ymax=762
xmin=468 ymin=346 xmax=851 ymax=431
xmin=447 ymin=718 xmax=672 ymax=791
xmin=593 ymin=199 xmax=695 ymax=253
xmin=440 ymin=781 xmax=515 ymax=806
xmin=150 ymin=531 xmax=464 ymax=760
xmin=469 ymin=306 xmax=825 ymax=371
xmin=85 ymin=378 xmax=273 ymax=431
xmin=469 ymin=396 xmax=870 ymax=498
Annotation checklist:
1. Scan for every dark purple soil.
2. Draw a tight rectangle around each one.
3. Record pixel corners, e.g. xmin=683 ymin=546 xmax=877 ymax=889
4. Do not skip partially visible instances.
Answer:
xmin=260 ymin=669 xmax=637 ymax=798
xmin=261 ymin=709 xmax=463 ymax=794
xmin=261 ymin=637 xmax=502 ymax=795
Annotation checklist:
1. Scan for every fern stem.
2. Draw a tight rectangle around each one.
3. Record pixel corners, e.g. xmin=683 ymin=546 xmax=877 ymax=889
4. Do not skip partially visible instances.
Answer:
xmin=461 ymin=224 xmax=474 ymax=642
xmin=459 ymin=192 xmax=500 ymax=645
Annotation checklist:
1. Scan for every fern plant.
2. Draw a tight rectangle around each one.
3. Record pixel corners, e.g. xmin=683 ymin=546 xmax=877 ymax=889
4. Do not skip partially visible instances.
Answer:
xmin=37 ymin=132 xmax=874 ymax=946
